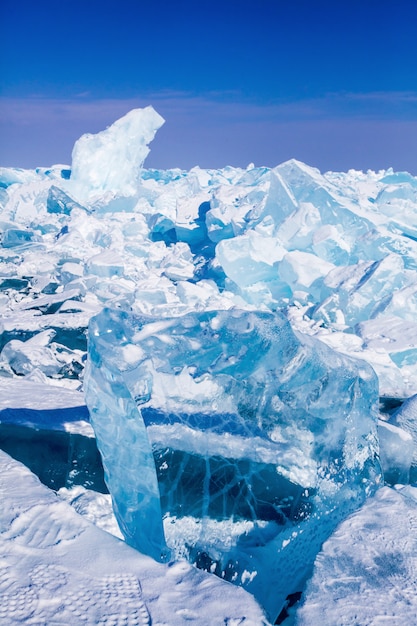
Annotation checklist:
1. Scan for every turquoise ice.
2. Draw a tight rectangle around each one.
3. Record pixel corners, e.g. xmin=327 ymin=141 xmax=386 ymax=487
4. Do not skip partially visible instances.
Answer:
xmin=84 ymin=306 xmax=381 ymax=621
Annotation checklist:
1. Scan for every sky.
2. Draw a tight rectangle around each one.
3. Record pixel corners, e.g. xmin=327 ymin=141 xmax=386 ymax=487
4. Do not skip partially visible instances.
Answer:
xmin=1 ymin=0 xmax=417 ymax=173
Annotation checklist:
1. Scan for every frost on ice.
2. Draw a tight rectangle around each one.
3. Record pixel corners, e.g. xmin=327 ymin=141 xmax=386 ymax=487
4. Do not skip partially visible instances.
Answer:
xmin=84 ymin=306 xmax=381 ymax=620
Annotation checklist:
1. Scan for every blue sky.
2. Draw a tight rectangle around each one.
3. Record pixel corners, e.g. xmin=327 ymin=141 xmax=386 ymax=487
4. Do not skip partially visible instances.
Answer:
xmin=1 ymin=0 xmax=417 ymax=172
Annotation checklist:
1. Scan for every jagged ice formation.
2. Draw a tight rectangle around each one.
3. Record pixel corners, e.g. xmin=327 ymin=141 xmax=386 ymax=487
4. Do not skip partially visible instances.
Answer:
xmin=2 ymin=106 xmax=417 ymax=622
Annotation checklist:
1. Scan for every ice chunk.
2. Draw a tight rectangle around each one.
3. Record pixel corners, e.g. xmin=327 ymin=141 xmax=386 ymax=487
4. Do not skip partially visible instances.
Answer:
xmin=47 ymin=185 xmax=87 ymax=215
xmin=0 ymin=166 xmax=39 ymax=187
xmin=376 ymin=179 xmax=417 ymax=220
xmin=70 ymin=106 xmax=165 ymax=200
xmin=1 ymin=330 xmax=59 ymax=376
xmin=311 ymin=224 xmax=351 ymax=265
xmin=263 ymin=168 xmax=298 ymax=223
xmin=343 ymin=254 xmax=406 ymax=324
xmin=159 ymin=242 xmax=195 ymax=281
xmin=357 ymin=316 xmax=417 ymax=396
xmin=87 ymin=250 xmax=125 ymax=278
xmin=275 ymin=202 xmax=321 ymax=251
xmin=15 ymin=288 xmax=83 ymax=314
xmin=58 ymin=262 xmax=84 ymax=284
xmin=2 ymin=228 xmax=42 ymax=249
xmin=377 ymin=420 xmax=413 ymax=484
xmin=84 ymin=306 xmax=381 ymax=621
xmin=1 ymin=178 xmax=52 ymax=223
xmin=216 ymin=230 xmax=285 ymax=288
xmin=275 ymin=159 xmax=372 ymax=242
xmin=375 ymin=278 xmax=417 ymax=321
xmin=392 ymin=394 xmax=417 ymax=467
xmin=1 ymin=329 xmax=83 ymax=380
xmin=205 ymin=174 xmax=269 ymax=243
xmin=315 ymin=254 xmax=406 ymax=327
xmin=379 ymin=170 xmax=417 ymax=186
xmin=278 ymin=251 xmax=334 ymax=301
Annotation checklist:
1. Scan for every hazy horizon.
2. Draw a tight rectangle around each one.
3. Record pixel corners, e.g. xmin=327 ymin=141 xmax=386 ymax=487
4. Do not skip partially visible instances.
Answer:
xmin=1 ymin=0 xmax=417 ymax=173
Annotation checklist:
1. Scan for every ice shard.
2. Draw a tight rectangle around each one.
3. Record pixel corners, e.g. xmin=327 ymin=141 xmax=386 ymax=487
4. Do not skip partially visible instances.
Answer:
xmin=69 ymin=106 xmax=165 ymax=200
xmin=84 ymin=306 xmax=381 ymax=621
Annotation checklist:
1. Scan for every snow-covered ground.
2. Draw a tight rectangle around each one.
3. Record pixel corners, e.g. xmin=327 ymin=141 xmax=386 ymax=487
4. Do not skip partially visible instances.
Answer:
xmin=2 ymin=106 xmax=417 ymax=623
xmin=0 ymin=442 xmax=267 ymax=625
xmin=298 ymin=486 xmax=417 ymax=625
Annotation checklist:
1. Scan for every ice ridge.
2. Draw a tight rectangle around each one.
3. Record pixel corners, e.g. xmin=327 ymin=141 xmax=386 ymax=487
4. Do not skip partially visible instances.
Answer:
xmin=2 ymin=106 xmax=417 ymax=621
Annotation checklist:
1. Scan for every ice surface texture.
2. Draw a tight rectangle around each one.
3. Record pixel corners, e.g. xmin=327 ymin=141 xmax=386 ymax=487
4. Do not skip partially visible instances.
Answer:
xmin=392 ymin=394 xmax=417 ymax=468
xmin=297 ymin=486 xmax=417 ymax=625
xmin=84 ymin=306 xmax=381 ymax=621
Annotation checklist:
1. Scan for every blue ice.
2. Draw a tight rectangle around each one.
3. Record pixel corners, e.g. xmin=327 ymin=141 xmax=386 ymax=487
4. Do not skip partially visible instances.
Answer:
xmin=84 ymin=306 xmax=381 ymax=621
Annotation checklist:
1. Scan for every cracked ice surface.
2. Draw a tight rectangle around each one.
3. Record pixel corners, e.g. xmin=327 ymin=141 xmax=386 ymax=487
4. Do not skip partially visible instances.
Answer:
xmin=84 ymin=306 xmax=381 ymax=621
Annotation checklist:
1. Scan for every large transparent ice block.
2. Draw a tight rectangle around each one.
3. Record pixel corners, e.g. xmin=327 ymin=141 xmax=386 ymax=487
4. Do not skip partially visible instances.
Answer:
xmin=84 ymin=307 xmax=381 ymax=621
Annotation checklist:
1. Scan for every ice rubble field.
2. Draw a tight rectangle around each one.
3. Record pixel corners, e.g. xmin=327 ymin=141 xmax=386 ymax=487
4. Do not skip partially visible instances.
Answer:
xmin=2 ymin=106 xmax=417 ymax=623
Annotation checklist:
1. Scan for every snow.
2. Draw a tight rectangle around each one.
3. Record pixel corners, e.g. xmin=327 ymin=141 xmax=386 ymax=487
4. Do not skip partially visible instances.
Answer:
xmin=297 ymin=486 xmax=417 ymax=625
xmin=0 ymin=378 xmax=92 ymax=436
xmin=1 ymin=105 xmax=417 ymax=623
xmin=0 ymin=448 xmax=268 ymax=625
